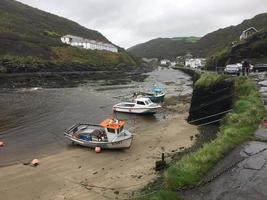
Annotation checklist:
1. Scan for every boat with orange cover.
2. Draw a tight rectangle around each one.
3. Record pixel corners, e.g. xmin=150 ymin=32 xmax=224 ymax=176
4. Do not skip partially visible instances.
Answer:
xmin=64 ymin=118 xmax=133 ymax=149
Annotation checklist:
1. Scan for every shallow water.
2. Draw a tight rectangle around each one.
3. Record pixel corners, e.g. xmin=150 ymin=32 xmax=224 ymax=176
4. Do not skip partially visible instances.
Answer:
xmin=0 ymin=67 xmax=192 ymax=166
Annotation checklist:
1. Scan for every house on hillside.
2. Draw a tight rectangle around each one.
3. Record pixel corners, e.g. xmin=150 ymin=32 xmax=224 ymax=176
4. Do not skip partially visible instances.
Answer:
xmin=170 ymin=61 xmax=177 ymax=66
xmin=61 ymin=35 xmax=118 ymax=53
xmin=240 ymin=27 xmax=258 ymax=40
xmin=142 ymin=58 xmax=158 ymax=63
xmin=160 ymin=59 xmax=171 ymax=66
xmin=185 ymin=53 xmax=193 ymax=59
xmin=185 ymin=58 xmax=206 ymax=69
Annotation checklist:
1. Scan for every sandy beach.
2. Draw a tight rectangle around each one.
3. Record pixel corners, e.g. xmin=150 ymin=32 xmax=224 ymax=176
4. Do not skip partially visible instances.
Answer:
xmin=0 ymin=113 xmax=198 ymax=200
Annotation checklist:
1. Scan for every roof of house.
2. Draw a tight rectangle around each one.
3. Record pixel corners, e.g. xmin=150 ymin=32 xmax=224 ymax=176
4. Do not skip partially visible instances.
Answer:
xmin=242 ymin=27 xmax=258 ymax=34
xmin=61 ymin=35 xmax=116 ymax=48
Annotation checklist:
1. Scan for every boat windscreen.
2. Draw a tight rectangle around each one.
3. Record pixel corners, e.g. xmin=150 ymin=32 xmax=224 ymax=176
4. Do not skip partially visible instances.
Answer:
xmin=91 ymin=129 xmax=105 ymax=136
xmin=107 ymin=128 xmax=116 ymax=133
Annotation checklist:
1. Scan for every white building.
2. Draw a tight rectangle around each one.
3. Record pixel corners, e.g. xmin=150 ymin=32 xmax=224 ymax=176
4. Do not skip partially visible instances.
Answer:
xmin=240 ymin=27 xmax=258 ymax=40
xmin=61 ymin=35 xmax=118 ymax=53
xmin=142 ymin=58 xmax=158 ymax=63
xmin=160 ymin=59 xmax=170 ymax=65
xmin=170 ymin=61 xmax=177 ymax=66
xmin=185 ymin=58 xmax=206 ymax=69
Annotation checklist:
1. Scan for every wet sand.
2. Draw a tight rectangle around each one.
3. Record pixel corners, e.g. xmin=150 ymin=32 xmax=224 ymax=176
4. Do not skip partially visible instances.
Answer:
xmin=0 ymin=114 xmax=198 ymax=200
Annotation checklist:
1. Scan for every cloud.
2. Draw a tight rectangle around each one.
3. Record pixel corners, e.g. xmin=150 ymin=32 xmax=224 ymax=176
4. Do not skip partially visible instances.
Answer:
xmin=16 ymin=0 xmax=267 ymax=48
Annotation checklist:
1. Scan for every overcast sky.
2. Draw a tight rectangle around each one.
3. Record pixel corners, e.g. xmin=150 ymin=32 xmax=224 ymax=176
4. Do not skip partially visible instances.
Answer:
xmin=17 ymin=0 xmax=267 ymax=48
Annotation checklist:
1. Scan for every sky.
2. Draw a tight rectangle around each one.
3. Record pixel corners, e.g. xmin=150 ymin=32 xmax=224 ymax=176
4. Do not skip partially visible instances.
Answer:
xmin=17 ymin=0 xmax=267 ymax=48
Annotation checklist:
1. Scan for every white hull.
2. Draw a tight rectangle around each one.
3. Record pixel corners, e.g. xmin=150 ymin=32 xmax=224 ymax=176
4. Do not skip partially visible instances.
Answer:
xmin=113 ymin=97 xmax=161 ymax=114
xmin=65 ymin=134 xmax=133 ymax=149
xmin=113 ymin=106 xmax=159 ymax=114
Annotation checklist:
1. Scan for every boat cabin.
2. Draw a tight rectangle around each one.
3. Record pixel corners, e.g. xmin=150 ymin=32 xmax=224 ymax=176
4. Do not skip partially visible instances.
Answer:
xmin=134 ymin=97 xmax=153 ymax=106
xmin=100 ymin=118 xmax=125 ymax=134
xmin=153 ymin=87 xmax=162 ymax=94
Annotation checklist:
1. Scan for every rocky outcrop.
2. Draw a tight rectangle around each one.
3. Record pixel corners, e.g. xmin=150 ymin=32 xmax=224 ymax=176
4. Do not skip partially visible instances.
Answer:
xmin=188 ymin=78 xmax=234 ymax=125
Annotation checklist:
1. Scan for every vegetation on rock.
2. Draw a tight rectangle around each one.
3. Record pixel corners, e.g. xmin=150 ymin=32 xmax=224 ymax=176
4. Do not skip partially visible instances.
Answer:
xmin=207 ymin=28 xmax=267 ymax=70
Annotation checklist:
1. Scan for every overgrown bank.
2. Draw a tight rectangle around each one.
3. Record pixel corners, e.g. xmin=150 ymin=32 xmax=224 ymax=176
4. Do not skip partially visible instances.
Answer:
xmin=142 ymin=73 xmax=266 ymax=200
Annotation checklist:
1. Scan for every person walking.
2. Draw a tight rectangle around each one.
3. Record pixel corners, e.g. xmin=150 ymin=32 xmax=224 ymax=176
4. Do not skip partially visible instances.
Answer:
xmin=242 ymin=60 xmax=250 ymax=76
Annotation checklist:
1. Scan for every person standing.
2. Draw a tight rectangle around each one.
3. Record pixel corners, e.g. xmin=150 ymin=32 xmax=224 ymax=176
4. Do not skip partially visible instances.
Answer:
xmin=242 ymin=60 xmax=250 ymax=76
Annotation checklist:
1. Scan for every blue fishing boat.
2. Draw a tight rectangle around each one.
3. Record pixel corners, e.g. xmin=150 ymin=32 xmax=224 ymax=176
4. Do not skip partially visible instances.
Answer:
xmin=139 ymin=87 xmax=165 ymax=103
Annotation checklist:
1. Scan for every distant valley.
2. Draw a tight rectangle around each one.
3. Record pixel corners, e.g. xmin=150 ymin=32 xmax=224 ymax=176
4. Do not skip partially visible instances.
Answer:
xmin=128 ymin=12 xmax=267 ymax=69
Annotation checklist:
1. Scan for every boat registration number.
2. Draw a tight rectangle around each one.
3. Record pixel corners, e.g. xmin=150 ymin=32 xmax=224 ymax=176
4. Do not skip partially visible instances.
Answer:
xmin=112 ymin=141 xmax=122 ymax=145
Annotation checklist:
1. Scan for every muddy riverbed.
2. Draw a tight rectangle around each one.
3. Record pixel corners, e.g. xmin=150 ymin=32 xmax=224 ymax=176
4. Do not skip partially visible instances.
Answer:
xmin=0 ymin=67 xmax=193 ymax=166
xmin=0 ymin=67 xmax=199 ymax=199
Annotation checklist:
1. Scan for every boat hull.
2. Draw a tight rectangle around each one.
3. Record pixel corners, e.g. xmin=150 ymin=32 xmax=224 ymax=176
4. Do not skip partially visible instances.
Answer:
xmin=147 ymin=94 xmax=165 ymax=102
xmin=139 ymin=93 xmax=165 ymax=102
xmin=113 ymin=106 xmax=159 ymax=114
xmin=64 ymin=133 xmax=133 ymax=149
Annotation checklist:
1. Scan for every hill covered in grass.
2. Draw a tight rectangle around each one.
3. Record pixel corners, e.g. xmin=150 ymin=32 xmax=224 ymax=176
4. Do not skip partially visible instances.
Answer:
xmin=198 ymin=12 xmax=267 ymax=57
xmin=128 ymin=13 xmax=267 ymax=60
xmin=128 ymin=37 xmax=201 ymax=59
xmin=0 ymin=0 xmax=140 ymax=73
xmin=206 ymin=28 xmax=267 ymax=70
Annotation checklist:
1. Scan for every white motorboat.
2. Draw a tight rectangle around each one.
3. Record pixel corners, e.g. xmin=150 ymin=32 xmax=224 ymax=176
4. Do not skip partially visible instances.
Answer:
xmin=64 ymin=118 xmax=133 ymax=149
xmin=113 ymin=97 xmax=161 ymax=114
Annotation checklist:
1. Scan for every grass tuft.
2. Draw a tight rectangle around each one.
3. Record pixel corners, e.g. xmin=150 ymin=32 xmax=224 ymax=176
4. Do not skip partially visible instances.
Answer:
xmin=138 ymin=190 xmax=181 ymax=200
xmin=194 ymin=73 xmax=228 ymax=88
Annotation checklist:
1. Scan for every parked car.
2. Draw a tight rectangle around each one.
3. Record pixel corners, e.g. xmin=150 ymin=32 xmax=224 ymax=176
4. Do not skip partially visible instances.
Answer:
xmin=224 ymin=63 xmax=242 ymax=75
xmin=253 ymin=64 xmax=267 ymax=72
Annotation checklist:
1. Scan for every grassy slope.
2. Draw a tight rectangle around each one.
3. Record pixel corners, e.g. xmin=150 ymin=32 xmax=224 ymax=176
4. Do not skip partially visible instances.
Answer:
xmin=197 ymin=12 xmax=267 ymax=57
xmin=128 ymin=13 xmax=267 ymax=60
xmin=128 ymin=37 xmax=201 ymax=59
xmin=0 ymin=0 xmax=139 ymax=72
xmin=142 ymin=74 xmax=265 ymax=199
xmin=207 ymin=28 xmax=267 ymax=69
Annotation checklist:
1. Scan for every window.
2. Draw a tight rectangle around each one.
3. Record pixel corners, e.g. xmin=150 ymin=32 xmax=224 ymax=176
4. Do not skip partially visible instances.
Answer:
xmin=119 ymin=126 xmax=124 ymax=133
xmin=137 ymin=101 xmax=145 ymax=105
xmin=107 ymin=128 xmax=116 ymax=134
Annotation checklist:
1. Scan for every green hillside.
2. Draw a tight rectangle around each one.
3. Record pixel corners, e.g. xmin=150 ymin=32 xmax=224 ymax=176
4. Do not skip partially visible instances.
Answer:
xmin=0 ymin=0 xmax=139 ymax=73
xmin=128 ymin=37 xmax=201 ymax=59
xmin=128 ymin=13 xmax=267 ymax=60
xmin=197 ymin=12 xmax=267 ymax=57
xmin=206 ymin=28 xmax=267 ymax=70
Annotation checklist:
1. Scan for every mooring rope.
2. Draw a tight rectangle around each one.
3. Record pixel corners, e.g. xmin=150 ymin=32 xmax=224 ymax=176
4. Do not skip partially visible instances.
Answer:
xmin=188 ymin=109 xmax=232 ymax=123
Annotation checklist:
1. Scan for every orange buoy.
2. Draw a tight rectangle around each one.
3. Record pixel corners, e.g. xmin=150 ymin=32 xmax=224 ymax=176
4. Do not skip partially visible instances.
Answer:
xmin=0 ymin=141 xmax=4 ymax=147
xmin=95 ymin=146 xmax=101 ymax=153
xmin=31 ymin=159 xmax=39 ymax=167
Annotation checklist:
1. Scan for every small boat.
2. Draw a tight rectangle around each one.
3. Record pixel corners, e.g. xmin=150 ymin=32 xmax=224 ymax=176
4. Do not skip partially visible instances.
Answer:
xmin=64 ymin=118 xmax=133 ymax=149
xmin=138 ymin=87 xmax=165 ymax=103
xmin=113 ymin=97 xmax=161 ymax=114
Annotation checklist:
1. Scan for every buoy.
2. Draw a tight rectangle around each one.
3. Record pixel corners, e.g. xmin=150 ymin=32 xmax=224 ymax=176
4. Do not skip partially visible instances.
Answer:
xmin=31 ymin=159 xmax=39 ymax=167
xmin=0 ymin=141 xmax=4 ymax=147
xmin=95 ymin=146 xmax=101 ymax=153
